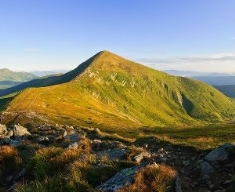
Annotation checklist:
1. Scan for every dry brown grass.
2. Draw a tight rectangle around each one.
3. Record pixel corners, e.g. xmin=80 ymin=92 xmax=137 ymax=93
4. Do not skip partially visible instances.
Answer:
xmin=118 ymin=164 xmax=176 ymax=192
xmin=0 ymin=146 xmax=22 ymax=178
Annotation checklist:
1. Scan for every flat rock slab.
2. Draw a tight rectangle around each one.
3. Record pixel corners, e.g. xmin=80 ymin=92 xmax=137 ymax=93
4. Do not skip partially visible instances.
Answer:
xmin=96 ymin=165 xmax=144 ymax=192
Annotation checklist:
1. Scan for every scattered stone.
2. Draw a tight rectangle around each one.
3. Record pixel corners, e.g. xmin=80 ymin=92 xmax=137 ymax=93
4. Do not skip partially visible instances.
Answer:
xmin=0 ymin=124 xmax=7 ymax=135
xmin=37 ymin=136 xmax=50 ymax=145
xmin=65 ymin=133 xmax=80 ymax=142
xmin=94 ymin=128 xmax=102 ymax=135
xmin=13 ymin=124 xmax=31 ymax=141
xmin=67 ymin=142 xmax=79 ymax=150
xmin=96 ymin=165 xmax=144 ymax=192
xmin=223 ymin=179 xmax=232 ymax=185
xmin=144 ymin=143 xmax=148 ymax=148
xmin=10 ymin=140 xmax=21 ymax=147
xmin=104 ymin=148 xmax=127 ymax=160
xmin=59 ymin=128 xmax=67 ymax=138
xmin=92 ymin=139 xmax=102 ymax=144
xmin=133 ymin=151 xmax=151 ymax=163
xmin=6 ymin=130 xmax=14 ymax=138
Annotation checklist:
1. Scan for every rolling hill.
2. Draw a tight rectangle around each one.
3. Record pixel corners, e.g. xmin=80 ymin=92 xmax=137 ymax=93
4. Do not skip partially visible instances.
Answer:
xmin=0 ymin=68 xmax=37 ymax=89
xmin=1 ymin=51 xmax=235 ymax=128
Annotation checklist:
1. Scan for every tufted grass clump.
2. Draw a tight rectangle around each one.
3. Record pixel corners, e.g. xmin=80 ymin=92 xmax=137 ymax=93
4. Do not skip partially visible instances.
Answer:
xmin=0 ymin=146 xmax=22 ymax=179
xmin=118 ymin=164 xmax=176 ymax=192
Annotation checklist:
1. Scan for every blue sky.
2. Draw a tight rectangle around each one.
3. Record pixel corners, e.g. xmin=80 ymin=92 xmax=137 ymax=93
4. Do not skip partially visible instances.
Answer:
xmin=1 ymin=0 xmax=235 ymax=72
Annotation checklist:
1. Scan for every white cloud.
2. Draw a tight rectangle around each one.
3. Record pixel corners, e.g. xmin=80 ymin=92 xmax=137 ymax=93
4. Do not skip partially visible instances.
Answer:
xmin=136 ymin=53 xmax=235 ymax=73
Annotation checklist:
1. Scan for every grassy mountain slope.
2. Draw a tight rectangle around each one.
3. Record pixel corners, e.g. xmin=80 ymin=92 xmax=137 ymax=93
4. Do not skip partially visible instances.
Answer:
xmin=2 ymin=51 xmax=235 ymax=128
xmin=0 ymin=68 xmax=38 ymax=89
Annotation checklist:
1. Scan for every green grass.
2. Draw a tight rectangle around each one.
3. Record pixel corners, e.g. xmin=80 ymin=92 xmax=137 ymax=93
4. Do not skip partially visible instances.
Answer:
xmin=2 ymin=51 xmax=235 ymax=129
xmin=102 ymin=123 xmax=235 ymax=150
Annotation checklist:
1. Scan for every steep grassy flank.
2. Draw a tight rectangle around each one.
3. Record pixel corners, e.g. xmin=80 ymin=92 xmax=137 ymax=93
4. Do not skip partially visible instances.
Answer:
xmin=2 ymin=51 xmax=235 ymax=128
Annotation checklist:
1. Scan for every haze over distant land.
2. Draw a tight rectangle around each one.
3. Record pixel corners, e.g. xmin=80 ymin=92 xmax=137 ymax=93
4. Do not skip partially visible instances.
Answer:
xmin=0 ymin=1 xmax=235 ymax=73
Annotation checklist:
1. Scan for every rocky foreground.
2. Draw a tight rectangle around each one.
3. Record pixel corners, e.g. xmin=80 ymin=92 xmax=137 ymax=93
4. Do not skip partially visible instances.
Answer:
xmin=0 ymin=123 xmax=235 ymax=192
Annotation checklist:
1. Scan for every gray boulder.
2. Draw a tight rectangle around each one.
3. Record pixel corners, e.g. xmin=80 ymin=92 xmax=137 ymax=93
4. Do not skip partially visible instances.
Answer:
xmin=13 ymin=124 xmax=31 ymax=141
xmin=104 ymin=148 xmax=127 ymax=160
xmin=204 ymin=143 xmax=234 ymax=162
xmin=96 ymin=165 xmax=144 ymax=192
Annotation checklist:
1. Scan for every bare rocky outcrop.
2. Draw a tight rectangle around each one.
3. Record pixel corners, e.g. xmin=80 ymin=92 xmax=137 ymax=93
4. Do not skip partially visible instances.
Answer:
xmin=13 ymin=124 xmax=31 ymax=141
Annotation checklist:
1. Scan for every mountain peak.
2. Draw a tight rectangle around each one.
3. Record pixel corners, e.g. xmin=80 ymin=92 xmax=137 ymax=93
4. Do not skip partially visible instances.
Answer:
xmin=93 ymin=50 xmax=123 ymax=61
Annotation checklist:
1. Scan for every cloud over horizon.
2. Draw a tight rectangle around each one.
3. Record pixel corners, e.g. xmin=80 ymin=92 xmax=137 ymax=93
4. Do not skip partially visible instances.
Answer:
xmin=136 ymin=53 xmax=235 ymax=73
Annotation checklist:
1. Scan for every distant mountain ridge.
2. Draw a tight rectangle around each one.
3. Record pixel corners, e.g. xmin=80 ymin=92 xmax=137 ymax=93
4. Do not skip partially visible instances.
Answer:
xmin=0 ymin=68 xmax=37 ymax=82
xmin=214 ymin=85 xmax=235 ymax=98
xmin=165 ymin=70 xmax=235 ymax=86
xmin=0 ymin=68 xmax=38 ymax=89
xmin=1 ymin=51 xmax=235 ymax=128
xmin=30 ymin=70 xmax=68 ymax=77
xmin=0 ymin=53 xmax=99 ymax=96
xmin=165 ymin=70 xmax=233 ymax=77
